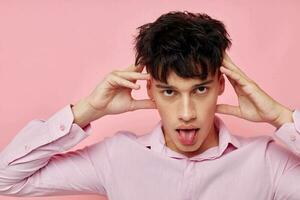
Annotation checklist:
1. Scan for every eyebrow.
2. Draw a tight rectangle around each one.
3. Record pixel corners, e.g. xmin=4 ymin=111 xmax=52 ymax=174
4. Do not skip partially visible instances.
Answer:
xmin=155 ymin=80 xmax=214 ymax=90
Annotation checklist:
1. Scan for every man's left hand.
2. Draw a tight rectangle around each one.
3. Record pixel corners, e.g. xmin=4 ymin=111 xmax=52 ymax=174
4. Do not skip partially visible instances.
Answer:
xmin=216 ymin=53 xmax=293 ymax=129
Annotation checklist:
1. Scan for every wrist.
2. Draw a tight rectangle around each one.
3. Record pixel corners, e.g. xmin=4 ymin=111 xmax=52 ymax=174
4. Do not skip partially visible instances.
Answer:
xmin=271 ymin=105 xmax=293 ymax=129
xmin=71 ymin=98 xmax=105 ymax=128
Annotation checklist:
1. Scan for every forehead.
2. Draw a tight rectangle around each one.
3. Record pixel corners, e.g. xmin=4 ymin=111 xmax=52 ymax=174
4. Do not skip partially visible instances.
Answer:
xmin=154 ymin=70 xmax=217 ymax=85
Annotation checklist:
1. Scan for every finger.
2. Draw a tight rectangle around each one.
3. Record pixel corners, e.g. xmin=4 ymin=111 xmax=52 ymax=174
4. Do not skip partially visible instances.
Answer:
xmin=114 ymin=71 xmax=151 ymax=84
xmin=130 ymin=99 xmax=157 ymax=111
xmin=220 ymin=66 xmax=248 ymax=87
xmin=109 ymin=74 xmax=141 ymax=90
xmin=223 ymin=72 xmax=237 ymax=87
xmin=222 ymin=54 xmax=248 ymax=78
xmin=216 ymin=104 xmax=242 ymax=118
xmin=223 ymin=72 xmax=240 ymax=94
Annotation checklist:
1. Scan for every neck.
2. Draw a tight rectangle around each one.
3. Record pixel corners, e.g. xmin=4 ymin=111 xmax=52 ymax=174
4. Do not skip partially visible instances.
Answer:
xmin=199 ymin=123 xmax=219 ymax=153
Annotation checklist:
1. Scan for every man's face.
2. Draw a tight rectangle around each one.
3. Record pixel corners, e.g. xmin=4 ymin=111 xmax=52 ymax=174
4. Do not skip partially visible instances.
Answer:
xmin=147 ymin=70 xmax=225 ymax=157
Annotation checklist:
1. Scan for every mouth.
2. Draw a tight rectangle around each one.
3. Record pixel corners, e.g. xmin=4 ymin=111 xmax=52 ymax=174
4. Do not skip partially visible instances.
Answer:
xmin=175 ymin=128 xmax=200 ymax=132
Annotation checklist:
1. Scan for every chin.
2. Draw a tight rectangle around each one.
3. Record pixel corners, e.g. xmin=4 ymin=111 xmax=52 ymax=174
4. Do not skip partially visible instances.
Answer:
xmin=177 ymin=143 xmax=202 ymax=152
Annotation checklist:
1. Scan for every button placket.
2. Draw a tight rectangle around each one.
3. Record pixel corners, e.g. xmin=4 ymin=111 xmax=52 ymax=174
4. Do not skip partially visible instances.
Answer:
xmin=181 ymin=160 xmax=195 ymax=199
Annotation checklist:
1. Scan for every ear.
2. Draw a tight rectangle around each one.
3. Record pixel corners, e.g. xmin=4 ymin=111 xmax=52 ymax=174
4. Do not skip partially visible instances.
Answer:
xmin=147 ymin=79 xmax=154 ymax=100
xmin=218 ymin=74 xmax=225 ymax=95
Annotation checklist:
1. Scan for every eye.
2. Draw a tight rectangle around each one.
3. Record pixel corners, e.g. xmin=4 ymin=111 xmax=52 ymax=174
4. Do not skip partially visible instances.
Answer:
xmin=162 ymin=90 xmax=174 ymax=97
xmin=196 ymin=86 xmax=208 ymax=94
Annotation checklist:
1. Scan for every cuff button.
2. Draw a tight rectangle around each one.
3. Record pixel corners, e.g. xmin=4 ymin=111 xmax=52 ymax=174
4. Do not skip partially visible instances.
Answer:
xmin=290 ymin=134 xmax=296 ymax=142
xmin=24 ymin=145 xmax=30 ymax=151
xmin=59 ymin=124 xmax=66 ymax=131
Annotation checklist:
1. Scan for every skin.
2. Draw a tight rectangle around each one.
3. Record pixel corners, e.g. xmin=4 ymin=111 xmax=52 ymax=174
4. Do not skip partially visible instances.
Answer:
xmin=74 ymin=53 xmax=293 ymax=158
xmin=217 ymin=53 xmax=293 ymax=128
xmin=147 ymin=70 xmax=225 ymax=157
xmin=146 ymin=53 xmax=293 ymax=158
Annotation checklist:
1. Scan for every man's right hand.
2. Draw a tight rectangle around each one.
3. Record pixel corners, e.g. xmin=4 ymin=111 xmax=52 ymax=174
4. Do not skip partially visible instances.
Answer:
xmin=72 ymin=64 xmax=156 ymax=128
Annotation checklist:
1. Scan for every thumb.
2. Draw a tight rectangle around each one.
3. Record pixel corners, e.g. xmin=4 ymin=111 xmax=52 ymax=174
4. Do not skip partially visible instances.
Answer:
xmin=216 ymin=104 xmax=242 ymax=118
xmin=130 ymin=99 xmax=157 ymax=111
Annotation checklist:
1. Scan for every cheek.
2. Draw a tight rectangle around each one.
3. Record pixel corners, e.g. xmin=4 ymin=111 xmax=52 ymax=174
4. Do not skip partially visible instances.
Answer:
xmin=155 ymin=99 xmax=173 ymax=118
xmin=206 ymin=90 xmax=219 ymax=106
xmin=195 ymin=93 xmax=219 ymax=117
xmin=153 ymin=92 xmax=171 ymax=108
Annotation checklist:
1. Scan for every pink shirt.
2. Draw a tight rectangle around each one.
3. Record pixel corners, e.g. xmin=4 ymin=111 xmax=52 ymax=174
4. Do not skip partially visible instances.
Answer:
xmin=1 ymin=104 xmax=300 ymax=199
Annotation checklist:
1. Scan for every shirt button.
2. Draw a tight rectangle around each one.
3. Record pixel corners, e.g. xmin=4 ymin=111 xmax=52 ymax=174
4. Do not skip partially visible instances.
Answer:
xmin=290 ymin=134 xmax=296 ymax=142
xmin=59 ymin=124 xmax=66 ymax=131
xmin=24 ymin=145 xmax=30 ymax=151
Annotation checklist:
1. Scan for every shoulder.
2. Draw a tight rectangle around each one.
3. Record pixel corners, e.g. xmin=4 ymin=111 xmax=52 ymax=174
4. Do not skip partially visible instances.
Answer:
xmin=237 ymin=134 xmax=300 ymax=166
xmin=104 ymin=130 xmax=137 ymax=144
xmin=233 ymin=134 xmax=278 ymax=160
xmin=236 ymin=134 xmax=274 ymax=150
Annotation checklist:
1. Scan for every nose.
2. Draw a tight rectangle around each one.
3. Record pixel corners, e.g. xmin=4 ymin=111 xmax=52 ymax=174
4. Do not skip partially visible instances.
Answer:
xmin=178 ymin=96 xmax=196 ymax=122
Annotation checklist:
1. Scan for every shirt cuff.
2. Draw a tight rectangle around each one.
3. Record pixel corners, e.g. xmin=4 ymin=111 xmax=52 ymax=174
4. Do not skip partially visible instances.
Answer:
xmin=0 ymin=104 xmax=92 ymax=166
xmin=47 ymin=104 xmax=92 ymax=139
xmin=273 ymin=109 xmax=300 ymax=155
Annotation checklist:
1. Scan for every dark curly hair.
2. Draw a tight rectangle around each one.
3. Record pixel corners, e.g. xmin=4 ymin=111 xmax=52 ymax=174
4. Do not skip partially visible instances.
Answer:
xmin=134 ymin=11 xmax=232 ymax=84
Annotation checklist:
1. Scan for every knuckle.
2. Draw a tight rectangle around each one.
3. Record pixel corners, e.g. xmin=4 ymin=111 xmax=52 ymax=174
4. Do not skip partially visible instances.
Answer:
xmin=113 ymin=69 xmax=124 ymax=74
xmin=107 ymin=73 xmax=115 ymax=80
xmin=128 ymin=102 xmax=134 ymax=112
xmin=107 ymin=74 xmax=119 ymax=84
xmin=113 ymin=70 xmax=128 ymax=78
xmin=248 ymin=79 xmax=257 ymax=86
xmin=248 ymin=82 xmax=257 ymax=90
xmin=111 ymin=70 xmax=119 ymax=75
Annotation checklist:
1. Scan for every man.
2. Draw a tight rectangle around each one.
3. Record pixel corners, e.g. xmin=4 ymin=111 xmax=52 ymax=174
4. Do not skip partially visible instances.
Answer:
xmin=0 ymin=11 xmax=299 ymax=199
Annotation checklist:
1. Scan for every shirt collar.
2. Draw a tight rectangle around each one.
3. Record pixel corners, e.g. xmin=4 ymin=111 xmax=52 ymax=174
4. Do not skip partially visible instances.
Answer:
xmin=145 ymin=116 xmax=241 ymax=161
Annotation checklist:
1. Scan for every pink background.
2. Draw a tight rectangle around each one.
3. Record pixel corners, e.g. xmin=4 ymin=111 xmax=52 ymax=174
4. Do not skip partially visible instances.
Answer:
xmin=1 ymin=0 xmax=300 ymax=199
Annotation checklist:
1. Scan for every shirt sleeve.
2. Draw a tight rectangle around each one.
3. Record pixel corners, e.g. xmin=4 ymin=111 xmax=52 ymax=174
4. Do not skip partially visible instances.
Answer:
xmin=273 ymin=109 xmax=300 ymax=156
xmin=0 ymin=104 xmax=109 ymax=197
xmin=269 ymin=109 xmax=300 ymax=199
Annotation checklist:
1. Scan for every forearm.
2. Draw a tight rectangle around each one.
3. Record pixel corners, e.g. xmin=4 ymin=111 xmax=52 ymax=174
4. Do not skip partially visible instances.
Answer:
xmin=0 ymin=105 xmax=94 ymax=196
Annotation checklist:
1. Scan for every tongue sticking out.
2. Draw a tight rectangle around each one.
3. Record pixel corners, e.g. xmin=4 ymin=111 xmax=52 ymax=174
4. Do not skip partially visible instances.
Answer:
xmin=177 ymin=129 xmax=198 ymax=145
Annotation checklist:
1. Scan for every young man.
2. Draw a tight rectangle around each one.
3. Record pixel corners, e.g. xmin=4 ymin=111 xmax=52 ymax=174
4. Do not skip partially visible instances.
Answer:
xmin=0 ymin=11 xmax=299 ymax=199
